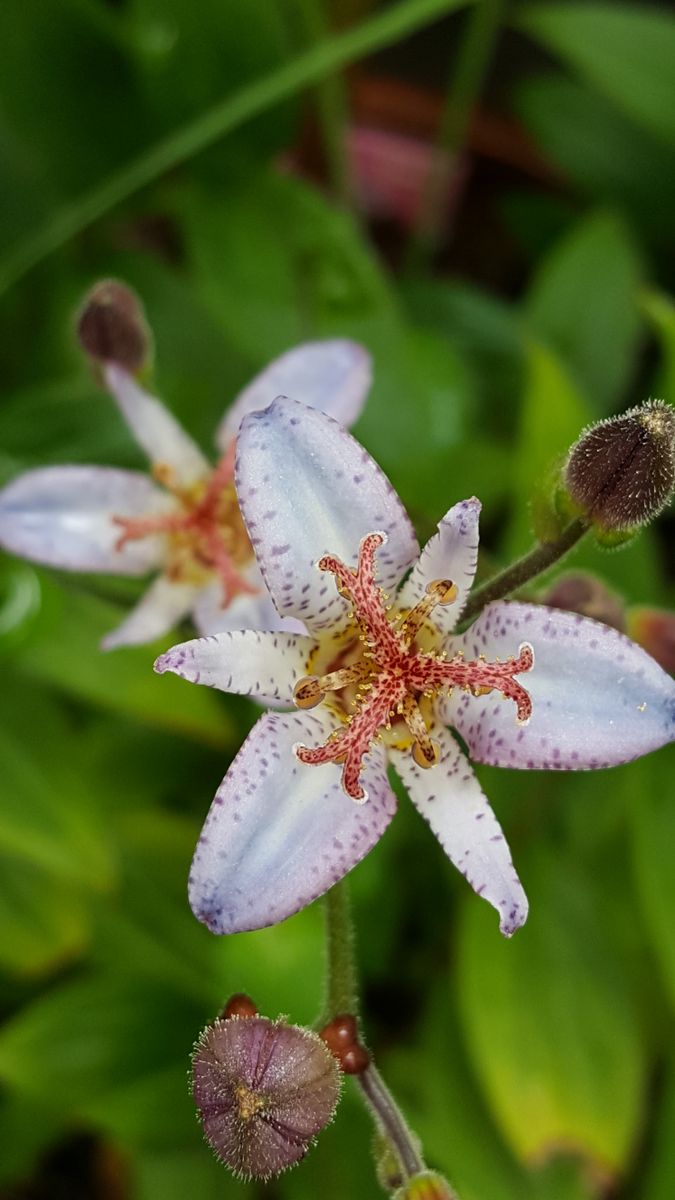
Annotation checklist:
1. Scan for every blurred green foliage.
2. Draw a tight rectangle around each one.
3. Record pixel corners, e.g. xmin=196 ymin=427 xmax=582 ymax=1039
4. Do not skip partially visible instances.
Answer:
xmin=0 ymin=1 xmax=674 ymax=1197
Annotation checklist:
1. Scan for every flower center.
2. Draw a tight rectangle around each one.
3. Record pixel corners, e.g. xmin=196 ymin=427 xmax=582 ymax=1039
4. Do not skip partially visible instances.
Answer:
xmin=112 ymin=442 xmax=257 ymax=605
xmin=292 ymin=531 xmax=534 ymax=803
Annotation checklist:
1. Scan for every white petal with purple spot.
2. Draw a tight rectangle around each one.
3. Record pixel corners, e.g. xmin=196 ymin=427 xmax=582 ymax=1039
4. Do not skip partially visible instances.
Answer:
xmin=155 ymin=628 xmax=318 ymax=704
xmin=236 ymin=397 xmax=418 ymax=635
xmin=189 ymin=708 xmax=397 ymax=933
xmin=397 ymin=498 xmax=481 ymax=639
xmin=102 ymin=574 xmax=198 ymax=650
xmin=216 ymin=339 xmax=372 ymax=448
xmin=445 ymin=601 xmax=675 ymax=769
xmin=389 ymin=727 xmax=528 ymax=937
xmin=0 ymin=465 xmax=170 ymax=575
xmin=104 ymin=364 xmax=210 ymax=486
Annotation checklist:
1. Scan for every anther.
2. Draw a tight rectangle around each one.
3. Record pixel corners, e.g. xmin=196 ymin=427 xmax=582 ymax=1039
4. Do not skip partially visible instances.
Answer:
xmin=427 ymin=578 xmax=458 ymax=605
xmin=293 ymin=677 xmax=324 ymax=709
xmin=412 ymin=738 xmax=441 ymax=769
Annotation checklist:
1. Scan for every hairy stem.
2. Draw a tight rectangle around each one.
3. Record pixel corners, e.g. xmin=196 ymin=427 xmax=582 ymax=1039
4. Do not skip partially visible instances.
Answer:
xmin=358 ymin=1065 xmax=426 ymax=1180
xmin=406 ymin=0 xmax=505 ymax=272
xmin=460 ymin=517 xmax=588 ymax=626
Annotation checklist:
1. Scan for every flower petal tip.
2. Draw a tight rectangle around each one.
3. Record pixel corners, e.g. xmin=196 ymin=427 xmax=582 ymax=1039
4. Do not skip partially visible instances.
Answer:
xmin=499 ymin=899 xmax=529 ymax=938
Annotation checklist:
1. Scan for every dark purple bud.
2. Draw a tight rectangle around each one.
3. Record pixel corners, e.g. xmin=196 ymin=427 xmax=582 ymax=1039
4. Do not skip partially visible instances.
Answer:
xmin=192 ymin=1016 xmax=341 ymax=1180
xmin=564 ymin=400 xmax=675 ymax=531
xmin=76 ymin=280 xmax=150 ymax=373
xmin=394 ymin=1171 xmax=458 ymax=1199
xmin=543 ymin=572 xmax=625 ymax=632
xmin=629 ymin=607 xmax=675 ymax=675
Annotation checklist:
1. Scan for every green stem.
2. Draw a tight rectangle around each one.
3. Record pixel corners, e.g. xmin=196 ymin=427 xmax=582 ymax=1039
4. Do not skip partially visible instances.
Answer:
xmin=295 ymin=0 xmax=353 ymax=208
xmin=459 ymin=517 xmax=588 ymax=627
xmin=358 ymin=1065 xmax=425 ymax=1181
xmin=0 ymin=0 xmax=472 ymax=296
xmin=406 ymin=0 xmax=504 ymax=273
xmin=322 ymin=878 xmax=358 ymax=1019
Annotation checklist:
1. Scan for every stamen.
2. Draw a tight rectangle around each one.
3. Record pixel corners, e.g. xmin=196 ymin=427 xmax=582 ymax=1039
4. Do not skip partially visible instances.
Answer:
xmin=398 ymin=578 xmax=458 ymax=646
xmin=401 ymin=695 xmax=440 ymax=769
xmin=294 ymin=663 xmax=371 ymax=710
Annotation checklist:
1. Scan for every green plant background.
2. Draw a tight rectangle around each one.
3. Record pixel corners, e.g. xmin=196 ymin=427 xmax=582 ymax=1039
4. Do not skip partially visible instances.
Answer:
xmin=0 ymin=1 xmax=674 ymax=1197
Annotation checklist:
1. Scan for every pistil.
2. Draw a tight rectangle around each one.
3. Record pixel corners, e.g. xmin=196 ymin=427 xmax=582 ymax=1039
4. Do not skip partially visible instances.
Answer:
xmin=293 ymin=532 xmax=534 ymax=802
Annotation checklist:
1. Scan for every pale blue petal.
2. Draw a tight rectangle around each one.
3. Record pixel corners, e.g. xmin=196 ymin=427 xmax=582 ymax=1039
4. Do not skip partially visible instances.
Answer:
xmin=104 ymin=364 xmax=210 ymax=486
xmin=216 ymin=339 xmax=371 ymax=448
xmin=155 ymin=628 xmax=318 ymax=704
xmin=397 ymin=498 xmax=481 ymax=639
xmin=102 ymin=575 xmax=198 ymax=649
xmin=189 ymin=708 xmax=397 ymax=933
xmin=235 ymin=397 xmax=418 ymax=634
xmin=390 ymin=726 xmax=527 ymax=936
xmin=445 ymin=602 xmax=675 ymax=769
xmin=0 ymin=465 xmax=169 ymax=575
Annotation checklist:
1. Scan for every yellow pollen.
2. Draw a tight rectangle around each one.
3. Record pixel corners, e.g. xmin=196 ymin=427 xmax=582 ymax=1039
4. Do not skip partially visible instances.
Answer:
xmin=235 ymin=1084 xmax=265 ymax=1122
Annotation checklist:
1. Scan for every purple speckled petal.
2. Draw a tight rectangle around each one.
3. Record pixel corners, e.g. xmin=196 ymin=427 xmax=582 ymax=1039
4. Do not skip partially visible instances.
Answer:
xmin=189 ymin=708 xmax=397 ymax=933
xmin=397 ymin=498 xmax=481 ymax=639
xmin=155 ymin=628 xmax=318 ymax=704
xmin=102 ymin=574 xmax=198 ymax=650
xmin=445 ymin=601 xmax=675 ymax=769
xmin=104 ymin=364 xmax=210 ymax=486
xmin=192 ymin=570 xmax=307 ymax=638
xmin=0 ymin=465 xmax=170 ymax=575
xmin=216 ymin=340 xmax=372 ymax=449
xmin=389 ymin=726 xmax=528 ymax=937
xmin=235 ymin=397 xmax=418 ymax=635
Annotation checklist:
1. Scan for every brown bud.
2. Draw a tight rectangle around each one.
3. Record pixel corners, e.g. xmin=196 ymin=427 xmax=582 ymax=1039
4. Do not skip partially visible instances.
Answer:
xmin=628 ymin=607 xmax=675 ymax=675
xmin=564 ymin=400 xmax=675 ymax=531
xmin=543 ymin=572 xmax=625 ymax=632
xmin=393 ymin=1170 xmax=458 ymax=1200
xmin=76 ymin=279 xmax=149 ymax=373
xmin=319 ymin=1013 xmax=370 ymax=1073
xmin=192 ymin=1016 xmax=341 ymax=1180
xmin=221 ymin=993 xmax=258 ymax=1020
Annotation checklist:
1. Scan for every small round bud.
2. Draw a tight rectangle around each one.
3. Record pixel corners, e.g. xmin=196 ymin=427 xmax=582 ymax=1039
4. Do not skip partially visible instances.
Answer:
xmin=564 ymin=400 xmax=675 ymax=532
xmin=543 ymin=572 xmax=625 ymax=632
xmin=393 ymin=1170 xmax=458 ymax=1199
xmin=628 ymin=607 xmax=675 ymax=675
xmin=76 ymin=279 xmax=150 ymax=373
xmin=221 ymin=993 xmax=258 ymax=1020
xmin=192 ymin=1015 xmax=341 ymax=1180
xmin=319 ymin=1013 xmax=370 ymax=1074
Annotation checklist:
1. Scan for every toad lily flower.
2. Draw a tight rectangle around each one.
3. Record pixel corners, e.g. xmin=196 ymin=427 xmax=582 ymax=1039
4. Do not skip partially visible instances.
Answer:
xmin=156 ymin=398 xmax=675 ymax=937
xmin=0 ymin=341 xmax=371 ymax=648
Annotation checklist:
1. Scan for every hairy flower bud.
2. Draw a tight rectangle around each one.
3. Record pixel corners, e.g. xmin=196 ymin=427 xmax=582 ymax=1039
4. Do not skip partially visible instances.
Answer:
xmin=320 ymin=1013 xmax=371 ymax=1074
xmin=564 ymin=400 xmax=675 ymax=531
xmin=543 ymin=572 xmax=625 ymax=632
xmin=192 ymin=1015 xmax=341 ymax=1180
xmin=76 ymin=279 xmax=150 ymax=373
xmin=393 ymin=1170 xmax=458 ymax=1199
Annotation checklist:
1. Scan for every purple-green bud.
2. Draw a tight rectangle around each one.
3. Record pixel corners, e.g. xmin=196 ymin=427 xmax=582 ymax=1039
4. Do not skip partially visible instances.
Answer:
xmin=628 ymin=607 xmax=675 ymax=675
xmin=192 ymin=1015 xmax=341 ymax=1180
xmin=543 ymin=572 xmax=625 ymax=632
xmin=564 ymin=400 xmax=675 ymax=532
xmin=76 ymin=279 xmax=150 ymax=373
xmin=393 ymin=1170 xmax=458 ymax=1199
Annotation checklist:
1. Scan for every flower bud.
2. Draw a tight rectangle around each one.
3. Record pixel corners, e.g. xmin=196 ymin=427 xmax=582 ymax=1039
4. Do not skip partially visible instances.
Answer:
xmin=192 ymin=1015 xmax=341 ymax=1180
xmin=564 ymin=400 xmax=675 ymax=532
xmin=628 ymin=607 xmax=675 ymax=675
xmin=221 ymin=992 xmax=258 ymax=1020
xmin=76 ymin=279 xmax=150 ymax=373
xmin=393 ymin=1169 xmax=458 ymax=1199
xmin=320 ymin=1013 xmax=371 ymax=1074
xmin=543 ymin=572 xmax=625 ymax=632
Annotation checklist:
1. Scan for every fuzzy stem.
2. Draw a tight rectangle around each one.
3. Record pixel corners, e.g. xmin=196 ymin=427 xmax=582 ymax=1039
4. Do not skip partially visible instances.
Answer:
xmin=459 ymin=517 xmax=588 ymax=627
xmin=406 ymin=0 xmax=504 ymax=273
xmin=295 ymin=0 xmax=353 ymax=208
xmin=358 ymin=1065 xmax=426 ymax=1181
xmin=322 ymin=878 xmax=359 ymax=1019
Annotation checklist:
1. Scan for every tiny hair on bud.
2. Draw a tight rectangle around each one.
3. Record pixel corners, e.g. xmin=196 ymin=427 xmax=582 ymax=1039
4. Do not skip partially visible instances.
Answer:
xmin=564 ymin=399 xmax=675 ymax=532
xmin=76 ymin=279 xmax=150 ymax=372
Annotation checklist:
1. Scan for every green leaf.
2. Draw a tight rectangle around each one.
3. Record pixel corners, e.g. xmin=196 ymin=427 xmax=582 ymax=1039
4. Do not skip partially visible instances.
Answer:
xmin=517 ymin=3 xmax=675 ymax=146
xmin=457 ymin=848 xmax=646 ymax=1173
xmin=0 ymin=0 xmax=472 ymax=293
xmin=13 ymin=572 xmax=232 ymax=746
xmin=641 ymin=289 xmax=675 ymax=401
xmin=525 ymin=211 xmax=643 ymax=412
xmin=0 ymin=857 xmax=89 ymax=977
xmin=643 ymin=1056 xmax=675 ymax=1200
xmin=631 ymin=746 xmax=675 ymax=1016
xmin=514 ymin=77 xmax=675 ymax=247
xmin=0 ymin=1092 xmax=64 ymax=1187
xmin=506 ymin=339 xmax=589 ymax=556
xmin=0 ymin=975 xmax=201 ymax=1112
